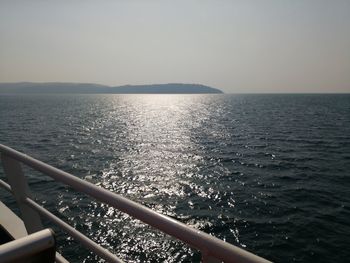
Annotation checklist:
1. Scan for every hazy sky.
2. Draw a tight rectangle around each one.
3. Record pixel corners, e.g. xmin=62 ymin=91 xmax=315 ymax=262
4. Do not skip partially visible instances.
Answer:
xmin=1 ymin=0 xmax=349 ymax=93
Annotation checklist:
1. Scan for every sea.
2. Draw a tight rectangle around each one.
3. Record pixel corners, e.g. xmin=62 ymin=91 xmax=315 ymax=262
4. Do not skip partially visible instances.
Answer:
xmin=0 ymin=94 xmax=349 ymax=262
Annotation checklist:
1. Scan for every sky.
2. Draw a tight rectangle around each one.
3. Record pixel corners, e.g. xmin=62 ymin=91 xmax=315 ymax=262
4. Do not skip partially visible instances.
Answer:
xmin=0 ymin=0 xmax=349 ymax=93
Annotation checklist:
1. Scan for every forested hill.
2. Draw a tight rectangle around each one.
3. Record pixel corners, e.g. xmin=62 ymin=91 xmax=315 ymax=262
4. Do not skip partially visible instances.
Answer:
xmin=0 ymin=83 xmax=223 ymax=94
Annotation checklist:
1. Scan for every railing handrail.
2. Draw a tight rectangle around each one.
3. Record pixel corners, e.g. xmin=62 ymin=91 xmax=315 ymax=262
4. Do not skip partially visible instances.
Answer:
xmin=0 ymin=229 xmax=56 ymax=263
xmin=0 ymin=179 xmax=120 ymax=263
xmin=0 ymin=144 xmax=270 ymax=263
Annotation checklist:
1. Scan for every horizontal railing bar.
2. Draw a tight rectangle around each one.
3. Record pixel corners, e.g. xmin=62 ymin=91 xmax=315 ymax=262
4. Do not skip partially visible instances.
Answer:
xmin=0 ymin=179 xmax=111 ymax=263
xmin=0 ymin=179 xmax=69 ymax=263
xmin=0 ymin=229 xmax=55 ymax=263
xmin=1 ymin=179 xmax=113 ymax=263
xmin=0 ymin=178 xmax=12 ymax=193
xmin=24 ymin=197 xmax=123 ymax=263
xmin=0 ymin=144 xmax=270 ymax=263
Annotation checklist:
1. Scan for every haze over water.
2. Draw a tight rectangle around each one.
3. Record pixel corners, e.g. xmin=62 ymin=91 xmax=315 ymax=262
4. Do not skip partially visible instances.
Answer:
xmin=1 ymin=0 xmax=350 ymax=93
xmin=1 ymin=94 xmax=349 ymax=262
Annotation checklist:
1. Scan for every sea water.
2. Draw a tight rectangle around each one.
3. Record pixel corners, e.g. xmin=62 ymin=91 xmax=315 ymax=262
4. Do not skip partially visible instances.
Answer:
xmin=0 ymin=94 xmax=349 ymax=262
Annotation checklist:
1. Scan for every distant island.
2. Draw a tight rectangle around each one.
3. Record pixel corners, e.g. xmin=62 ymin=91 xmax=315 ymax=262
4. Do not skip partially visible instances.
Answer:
xmin=0 ymin=82 xmax=223 ymax=94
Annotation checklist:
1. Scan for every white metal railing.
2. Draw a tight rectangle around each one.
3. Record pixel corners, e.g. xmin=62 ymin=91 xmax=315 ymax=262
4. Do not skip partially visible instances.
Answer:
xmin=0 ymin=229 xmax=56 ymax=263
xmin=0 ymin=144 xmax=271 ymax=263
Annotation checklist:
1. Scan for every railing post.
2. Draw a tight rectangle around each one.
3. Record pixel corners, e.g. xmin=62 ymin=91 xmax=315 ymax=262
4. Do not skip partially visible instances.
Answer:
xmin=1 ymin=153 xmax=43 ymax=234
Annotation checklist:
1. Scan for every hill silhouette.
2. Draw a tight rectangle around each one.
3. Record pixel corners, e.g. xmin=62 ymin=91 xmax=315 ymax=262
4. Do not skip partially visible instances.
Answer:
xmin=0 ymin=82 xmax=223 ymax=94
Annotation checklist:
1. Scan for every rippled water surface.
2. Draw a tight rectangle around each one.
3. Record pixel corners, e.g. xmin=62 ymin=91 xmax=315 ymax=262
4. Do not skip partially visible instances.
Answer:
xmin=1 ymin=94 xmax=350 ymax=262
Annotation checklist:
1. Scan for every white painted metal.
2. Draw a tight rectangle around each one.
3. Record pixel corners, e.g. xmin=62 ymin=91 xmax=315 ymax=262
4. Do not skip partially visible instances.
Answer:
xmin=0 ymin=180 xmax=122 ymax=263
xmin=0 ymin=179 xmax=12 ymax=193
xmin=0 ymin=229 xmax=55 ymax=263
xmin=25 ymin=197 xmax=123 ymax=263
xmin=0 ymin=179 xmax=70 ymax=263
xmin=0 ymin=200 xmax=28 ymax=239
xmin=1 ymin=153 xmax=43 ymax=234
xmin=0 ymin=144 xmax=271 ymax=263
xmin=0 ymin=180 xmax=84 ymax=263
